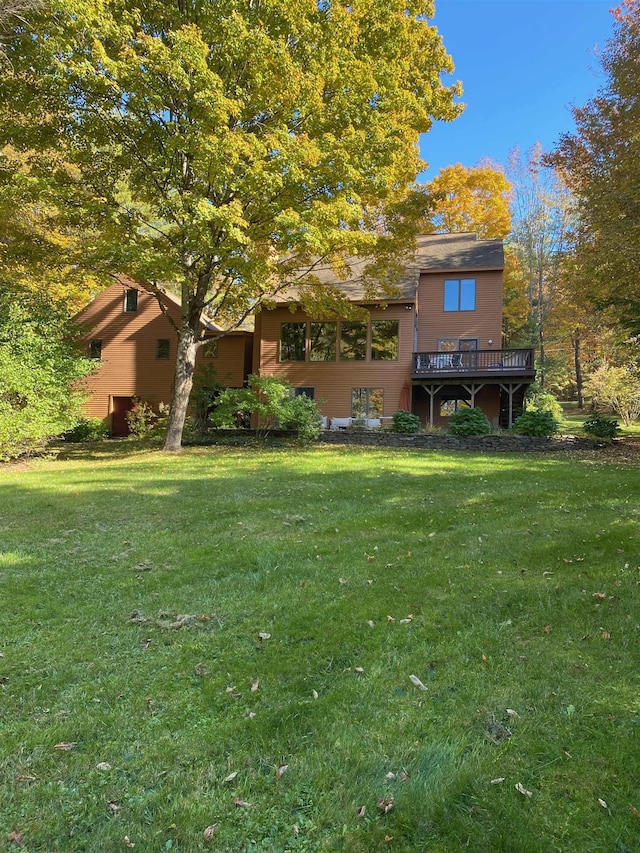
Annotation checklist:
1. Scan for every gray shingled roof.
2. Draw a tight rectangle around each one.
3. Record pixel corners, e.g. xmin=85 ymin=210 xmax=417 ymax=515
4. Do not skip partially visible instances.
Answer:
xmin=273 ymin=233 xmax=504 ymax=304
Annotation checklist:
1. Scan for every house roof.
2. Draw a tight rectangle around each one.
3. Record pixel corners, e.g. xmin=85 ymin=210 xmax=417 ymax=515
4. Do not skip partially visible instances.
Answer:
xmin=271 ymin=232 xmax=504 ymax=305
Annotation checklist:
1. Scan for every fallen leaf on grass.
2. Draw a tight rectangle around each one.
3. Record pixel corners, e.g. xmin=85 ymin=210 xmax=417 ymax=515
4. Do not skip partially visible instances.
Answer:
xmin=194 ymin=663 xmax=208 ymax=677
xmin=276 ymin=763 xmax=289 ymax=780
xmin=108 ymin=801 xmax=121 ymax=814
xmin=386 ymin=615 xmax=395 ymax=623
xmin=203 ymin=824 xmax=217 ymax=842
xmin=491 ymin=777 xmax=506 ymax=784
xmin=542 ymin=625 xmax=551 ymax=634
xmin=354 ymin=666 xmax=365 ymax=675
xmin=629 ymin=804 xmax=640 ymax=820
xmin=593 ymin=592 xmax=607 ymax=600
xmin=123 ymin=837 xmax=135 ymax=848
xmin=601 ymin=630 xmax=611 ymax=640
xmin=224 ymin=771 xmax=238 ymax=783
xmin=257 ymin=632 xmax=271 ymax=642
xmin=96 ymin=762 xmax=111 ymax=771
xmin=385 ymin=772 xmax=396 ymax=781
xmin=377 ymin=796 xmax=394 ymax=814
xmin=233 ymin=798 xmax=253 ymax=808
xmin=409 ymin=674 xmax=428 ymax=691
xmin=506 ymin=709 xmax=520 ymax=720
xmin=6 ymin=829 xmax=23 ymax=848
xmin=339 ymin=577 xmax=348 ymax=585
xmin=598 ymin=798 xmax=608 ymax=809
xmin=356 ymin=805 xmax=366 ymax=818
xmin=367 ymin=620 xmax=375 ymax=628
xmin=54 ymin=742 xmax=75 ymax=751
xmin=251 ymin=679 xmax=260 ymax=692
xmin=515 ymin=783 xmax=532 ymax=798
xmin=312 ymin=690 xmax=319 ymax=700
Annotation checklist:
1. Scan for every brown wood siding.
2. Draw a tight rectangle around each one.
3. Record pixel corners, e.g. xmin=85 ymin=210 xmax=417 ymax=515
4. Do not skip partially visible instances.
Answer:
xmin=199 ymin=334 xmax=248 ymax=388
xmin=417 ymin=270 xmax=503 ymax=351
xmin=256 ymin=305 xmax=414 ymax=417
xmin=75 ymin=282 xmax=249 ymax=422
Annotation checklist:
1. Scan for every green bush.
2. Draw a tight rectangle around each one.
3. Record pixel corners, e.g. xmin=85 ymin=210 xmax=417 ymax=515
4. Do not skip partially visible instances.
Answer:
xmin=211 ymin=376 xmax=322 ymax=443
xmin=63 ymin=418 xmax=109 ymax=442
xmin=448 ymin=407 xmax=492 ymax=436
xmin=582 ymin=415 xmax=621 ymax=439
xmin=126 ymin=398 xmax=159 ymax=437
xmin=524 ymin=384 xmax=563 ymax=419
xmin=392 ymin=410 xmax=420 ymax=433
xmin=512 ymin=409 xmax=559 ymax=436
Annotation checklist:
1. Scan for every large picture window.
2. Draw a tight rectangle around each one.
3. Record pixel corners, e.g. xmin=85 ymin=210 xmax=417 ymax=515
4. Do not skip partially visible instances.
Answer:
xmin=352 ymin=388 xmax=384 ymax=419
xmin=309 ymin=322 xmax=337 ymax=361
xmin=339 ymin=322 xmax=367 ymax=360
xmin=280 ymin=323 xmax=306 ymax=361
xmin=444 ymin=279 xmax=475 ymax=312
xmin=371 ymin=320 xmax=399 ymax=360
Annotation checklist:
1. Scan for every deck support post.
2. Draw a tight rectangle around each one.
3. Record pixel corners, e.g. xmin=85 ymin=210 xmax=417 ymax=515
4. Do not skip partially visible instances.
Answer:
xmin=499 ymin=382 xmax=524 ymax=428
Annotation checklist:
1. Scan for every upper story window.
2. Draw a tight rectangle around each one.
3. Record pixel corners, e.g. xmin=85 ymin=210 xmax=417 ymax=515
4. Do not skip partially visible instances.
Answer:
xmin=371 ymin=320 xmax=399 ymax=360
xmin=309 ymin=322 xmax=337 ymax=361
xmin=279 ymin=322 xmax=306 ymax=361
xmin=203 ymin=339 xmax=218 ymax=358
xmin=156 ymin=339 xmax=170 ymax=360
xmin=339 ymin=322 xmax=367 ymax=361
xmin=88 ymin=339 xmax=102 ymax=359
xmin=124 ymin=289 xmax=139 ymax=312
xmin=444 ymin=278 xmax=475 ymax=312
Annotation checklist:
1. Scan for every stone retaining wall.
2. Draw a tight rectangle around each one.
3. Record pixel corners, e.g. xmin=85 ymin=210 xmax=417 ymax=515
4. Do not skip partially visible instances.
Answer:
xmin=196 ymin=429 xmax=600 ymax=453
xmin=318 ymin=430 xmax=596 ymax=452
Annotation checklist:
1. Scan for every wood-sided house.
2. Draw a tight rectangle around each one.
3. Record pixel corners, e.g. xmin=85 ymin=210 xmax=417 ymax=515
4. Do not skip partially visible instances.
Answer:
xmin=74 ymin=278 xmax=253 ymax=436
xmin=253 ymin=233 xmax=535 ymax=429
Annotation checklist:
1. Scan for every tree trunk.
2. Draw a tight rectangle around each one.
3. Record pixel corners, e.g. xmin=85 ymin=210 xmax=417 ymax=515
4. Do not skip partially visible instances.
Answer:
xmin=163 ymin=326 xmax=199 ymax=452
xmin=573 ymin=331 xmax=584 ymax=409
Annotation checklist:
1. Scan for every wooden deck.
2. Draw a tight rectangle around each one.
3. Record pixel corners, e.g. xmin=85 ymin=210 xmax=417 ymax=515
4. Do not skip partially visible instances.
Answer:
xmin=412 ymin=348 xmax=535 ymax=381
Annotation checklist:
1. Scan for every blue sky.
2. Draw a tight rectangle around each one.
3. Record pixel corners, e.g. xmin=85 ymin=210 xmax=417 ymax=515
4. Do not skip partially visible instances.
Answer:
xmin=419 ymin=0 xmax=615 ymax=180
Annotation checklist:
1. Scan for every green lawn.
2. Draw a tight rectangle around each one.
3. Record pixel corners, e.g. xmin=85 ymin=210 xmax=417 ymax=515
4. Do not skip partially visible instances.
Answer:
xmin=1 ymin=443 xmax=639 ymax=852
xmin=560 ymin=402 xmax=640 ymax=437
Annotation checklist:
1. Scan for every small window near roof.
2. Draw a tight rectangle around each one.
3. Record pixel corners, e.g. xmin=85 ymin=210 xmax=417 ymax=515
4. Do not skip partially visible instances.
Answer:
xmin=156 ymin=339 xmax=170 ymax=360
xmin=203 ymin=339 xmax=218 ymax=358
xmin=124 ymin=289 xmax=139 ymax=312
xmin=88 ymin=339 xmax=102 ymax=359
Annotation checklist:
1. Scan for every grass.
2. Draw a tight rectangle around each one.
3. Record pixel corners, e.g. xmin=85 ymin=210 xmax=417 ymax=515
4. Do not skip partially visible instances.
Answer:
xmin=560 ymin=402 xmax=640 ymax=437
xmin=1 ymin=441 xmax=640 ymax=852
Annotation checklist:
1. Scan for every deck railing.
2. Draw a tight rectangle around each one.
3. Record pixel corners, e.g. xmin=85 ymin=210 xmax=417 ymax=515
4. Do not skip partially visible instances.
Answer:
xmin=413 ymin=348 xmax=535 ymax=377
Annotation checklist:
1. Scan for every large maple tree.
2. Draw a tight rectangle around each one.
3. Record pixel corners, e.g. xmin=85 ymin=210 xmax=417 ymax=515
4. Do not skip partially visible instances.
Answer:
xmin=0 ymin=0 xmax=462 ymax=450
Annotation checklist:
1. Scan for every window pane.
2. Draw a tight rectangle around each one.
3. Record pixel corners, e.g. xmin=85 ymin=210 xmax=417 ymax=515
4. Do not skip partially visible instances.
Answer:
xmin=438 ymin=338 xmax=458 ymax=352
xmin=294 ymin=387 xmax=315 ymax=399
xmin=309 ymin=322 xmax=337 ymax=361
xmin=280 ymin=323 xmax=306 ymax=361
xmin=352 ymin=387 xmax=384 ymax=418
xmin=156 ymin=339 xmax=170 ymax=360
xmin=351 ymin=388 xmax=367 ymax=418
xmin=460 ymin=279 xmax=476 ymax=310
xmin=368 ymin=388 xmax=384 ymax=418
xmin=371 ymin=320 xmax=399 ymax=360
xmin=444 ymin=280 xmax=459 ymax=311
xmin=203 ymin=339 xmax=218 ymax=358
xmin=89 ymin=339 xmax=102 ymax=359
xmin=340 ymin=322 xmax=367 ymax=360
xmin=458 ymin=338 xmax=478 ymax=350
xmin=124 ymin=289 xmax=138 ymax=312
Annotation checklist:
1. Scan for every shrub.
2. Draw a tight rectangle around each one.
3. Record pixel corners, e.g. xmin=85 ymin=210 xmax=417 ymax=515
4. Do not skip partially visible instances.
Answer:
xmin=63 ymin=418 xmax=109 ymax=442
xmin=211 ymin=376 xmax=322 ymax=443
xmin=582 ymin=415 xmax=621 ymax=439
xmin=126 ymin=398 xmax=159 ymax=437
xmin=392 ymin=410 xmax=420 ymax=433
xmin=525 ymin=384 xmax=563 ymax=419
xmin=448 ymin=407 xmax=492 ymax=436
xmin=512 ymin=409 xmax=559 ymax=436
